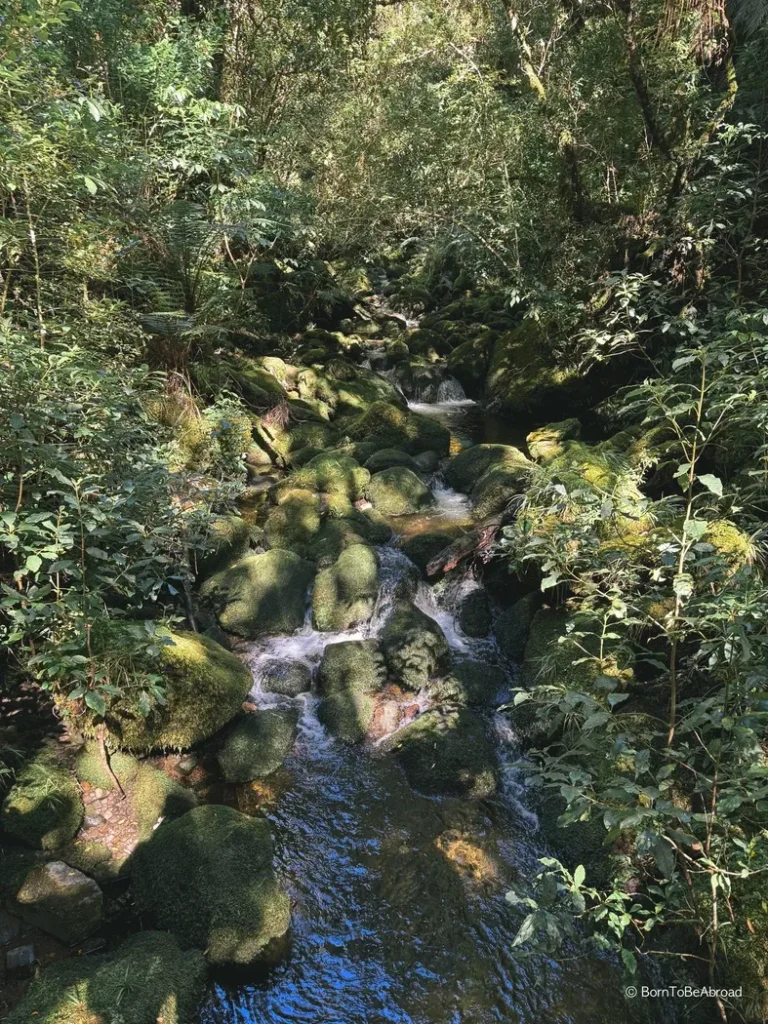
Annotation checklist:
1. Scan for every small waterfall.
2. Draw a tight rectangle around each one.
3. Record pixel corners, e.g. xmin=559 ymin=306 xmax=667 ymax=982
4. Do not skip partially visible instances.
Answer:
xmin=429 ymin=477 xmax=472 ymax=521
xmin=436 ymin=376 xmax=467 ymax=403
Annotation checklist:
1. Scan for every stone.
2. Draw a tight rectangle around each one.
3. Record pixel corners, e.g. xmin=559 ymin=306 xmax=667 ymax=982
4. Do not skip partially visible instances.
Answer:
xmin=380 ymin=600 xmax=451 ymax=690
xmin=260 ymin=659 xmax=312 ymax=696
xmin=413 ymin=450 xmax=440 ymax=473
xmin=312 ymin=544 xmax=379 ymax=631
xmin=14 ymin=861 xmax=103 ymax=943
xmin=366 ymin=467 xmax=436 ymax=516
xmin=6 ymin=945 xmax=35 ymax=976
xmin=217 ymin=709 xmax=299 ymax=782
xmin=317 ymin=640 xmax=387 ymax=743
xmin=0 ymin=909 xmax=21 ymax=945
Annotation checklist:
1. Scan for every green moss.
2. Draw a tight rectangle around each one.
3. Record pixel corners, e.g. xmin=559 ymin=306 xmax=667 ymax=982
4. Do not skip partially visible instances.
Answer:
xmin=197 ymin=514 xmax=252 ymax=577
xmin=348 ymin=401 xmax=450 ymax=456
xmin=1 ymin=745 xmax=82 ymax=851
xmin=4 ymin=930 xmax=207 ymax=1024
xmin=289 ymin=452 xmax=370 ymax=501
xmin=256 ymin=417 xmax=338 ymax=466
xmin=132 ymin=804 xmax=290 ymax=966
xmin=400 ymin=529 xmax=457 ymax=575
xmin=390 ymin=708 xmax=497 ymax=799
xmin=367 ymin=466 xmax=436 ymax=516
xmin=260 ymin=659 xmax=312 ymax=696
xmin=217 ymin=709 xmax=299 ymax=782
xmin=522 ymin=608 xmax=633 ymax=692
xmin=263 ymin=489 xmax=323 ymax=556
xmin=307 ymin=511 xmax=391 ymax=567
xmin=445 ymin=443 xmax=531 ymax=493
xmin=108 ymin=630 xmax=252 ymax=752
xmin=200 ymin=549 xmax=314 ymax=637
xmin=526 ymin=418 xmax=581 ymax=462
xmin=470 ymin=465 xmax=532 ymax=520
xmin=705 ymin=519 xmax=755 ymax=572
xmin=486 ymin=319 xmax=581 ymax=418
xmin=317 ymin=640 xmax=387 ymax=743
xmin=364 ymin=448 xmax=421 ymax=473
xmin=312 ymin=544 xmax=379 ymax=631
xmin=222 ymin=357 xmax=286 ymax=410
xmin=381 ymin=600 xmax=451 ymax=690
xmin=13 ymin=860 xmax=103 ymax=943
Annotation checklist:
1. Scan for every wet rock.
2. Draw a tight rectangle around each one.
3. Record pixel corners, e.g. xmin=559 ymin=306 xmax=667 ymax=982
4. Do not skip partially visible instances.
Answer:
xmin=412 ymin=450 xmax=440 ymax=473
xmin=400 ymin=530 xmax=456 ymax=576
xmin=429 ymin=660 xmax=507 ymax=707
xmin=312 ymin=543 xmax=379 ymax=631
xmin=318 ymin=640 xmax=387 ymax=743
xmin=218 ymin=709 xmax=299 ymax=782
xmin=389 ymin=708 xmax=497 ymax=799
xmin=458 ymin=587 xmax=492 ymax=637
xmin=132 ymin=805 xmax=291 ymax=966
xmin=493 ymin=592 xmax=543 ymax=663
xmin=201 ymin=549 xmax=314 ymax=638
xmin=6 ymin=944 xmax=35 ymax=977
xmin=381 ymin=600 xmax=451 ymax=690
xmin=13 ymin=861 xmax=103 ymax=943
xmin=177 ymin=754 xmax=199 ymax=774
xmin=261 ymin=659 xmax=312 ymax=697
xmin=445 ymin=328 xmax=496 ymax=397
xmin=367 ymin=467 xmax=436 ymax=516
xmin=4 ymin=931 xmax=206 ymax=1024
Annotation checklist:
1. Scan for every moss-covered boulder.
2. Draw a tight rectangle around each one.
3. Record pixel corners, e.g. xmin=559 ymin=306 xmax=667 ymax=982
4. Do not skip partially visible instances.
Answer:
xmin=217 ymin=709 xmax=299 ymax=782
xmin=400 ymin=529 xmax=457 ymax=575
xmin=288 ymin=452 xmax=370 ymax=502
xmin=444 ymin=443 xmax=531 ymax=494
xmin=256 ymin=416 xmax=338 ymax=466
xmin=12 ymin=860 xmax=103 ymax=943
xmin=367 ymin=467 xmax=436 ymax=516
xmin=522 ymin=608 xmax=633 ymax=692
xmin=428 ymin=660 xmax=507 ymax=707
xmin=263 ymin=489 xmax=322 ymax=557
xmin=197 ymin=514 xmax=252 ymax=577
xmin=469 ymin=464 xmax=532 ymax=519
xmin=312 ymin=544 xmax=379 ymax=631
xmin=201 ymin=549 xmax=314 ymax=637
xmin=493 ymin=592 xmax=543 ymax=663
xmin=107 ymin=630 xmax=252 ymax=752
xmin=381 ymin=601 xmax=451 ymax=690
xmin=526 ymin=418 xmax=581 ymax=462
xmin=317 ymin=640 xmax=387 ymax=743
xmin=364 ymin=448 xmax=421 ymax=473
xmin=390 ymin=708 xmax=497 ymax=798
xmin=445 ymin=328 xmax=496 ymax=397
xmin=4 ymin=930 xmax=207 ymax=1024
xmin=1 ymin=746 xmax=82 ymax=851
xmin=307 ymin=510 xmax=391 ymax=567
xmin=457 ymin=587 xmax=492 ymax=637
xmin=132 ymin=804 xmax=290 ymax=966
xmin=485 ymin=319 xmax=581 ymax=418
xmin=260 ymin=659 xmax=312 ymax=696
xmin=348 ymin=401 xmax=450 ymax=456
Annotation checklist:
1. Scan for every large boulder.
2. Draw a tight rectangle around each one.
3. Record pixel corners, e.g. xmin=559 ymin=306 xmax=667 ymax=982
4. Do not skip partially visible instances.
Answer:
xmin=288 ymin=452 xmax=370 ymax=501
xmin=1 ymin=747 xmax=82 ymax=851
xmin=400 ymin=529 xmax=456 ymax=576
xmin=444 ymin=443 xmax=532 ymax=494
xmin=381 ymin=601 xmax=451 ymax=690
xmin=260 ymin=659 xmax=312 ymax=696
xmin=132 ymin=804 xmax=291 ymax=966
xmin=348 ymin=401 xmax=450 ymax=456
xmin=201 ymin=549 xmax=314 ymax=637
xmin=4 ymin=931 xmax=206 ymax=1024
xmin=367 ymin=467 xmax=436 ymax=516
xmin=317 ymin=640 xmax=387 ymax=743
xmin=12 ymin=861 xmax=102 ymax=943
xmin=312 ymin=544 xmax=379 ymax=631
xmin=263 ymin=489 xmax=322 ymax=557
xmin=428 ymin=659 xmax=507 ymax=707
xmin=493 ymin=592 xmax=543 ymax=663
xmin=390 ymin=708 xmax=497 ymax=798
xmin=217 ymin=709 xmax=299 ymax=782
xmin=106 ymin=630 xmax=252 ymax=752
xmin=364 ymin=448 xmax=421 ymax=473
xmin=457 ymin=587 xmax=492 ymax=637
xmin=485 ymin=319 xmax=581 ymax=418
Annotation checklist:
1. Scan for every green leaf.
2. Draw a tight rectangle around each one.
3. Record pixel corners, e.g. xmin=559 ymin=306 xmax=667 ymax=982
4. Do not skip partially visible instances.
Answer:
xmin=698 ymin=474 xmax=723 ymax=498
xmin=84 ymin=690 xmax=106 ymax=717
xmin=25 ymin=554 xmax=42 ymax=573
xmin=82 ymin=175 xmax=98 ymax=194
xmin=621 ymin=948 xmax=637 ymax=975
xmin=573 ymin=864 xmax=586 ymax=888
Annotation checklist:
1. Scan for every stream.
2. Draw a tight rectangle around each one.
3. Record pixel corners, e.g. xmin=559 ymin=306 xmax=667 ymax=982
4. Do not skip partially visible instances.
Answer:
xmin=200 ymin=386 xmax=665 ymax=1024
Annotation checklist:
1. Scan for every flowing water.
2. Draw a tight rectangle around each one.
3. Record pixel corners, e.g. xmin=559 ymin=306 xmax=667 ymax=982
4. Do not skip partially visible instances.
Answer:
xmin=201 ymin=388 xmax=666 ymax=1024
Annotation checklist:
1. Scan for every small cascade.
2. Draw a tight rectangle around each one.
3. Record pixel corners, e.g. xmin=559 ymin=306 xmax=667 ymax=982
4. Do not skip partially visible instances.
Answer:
xmin=436 ymin=375 xmax=467 ymax=403
xmin=430 ymin=476 xmax=472 ymax=521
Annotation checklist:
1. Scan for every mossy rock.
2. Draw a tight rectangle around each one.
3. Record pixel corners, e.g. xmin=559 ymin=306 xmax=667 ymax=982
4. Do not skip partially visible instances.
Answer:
xmin=217 ymin=709 xmax=299 ymax=782
xmin=485 ymin=319 xmax=581 ymax=418
xmin=385 ymin=338 xmax=410 ymax=364
xmin=1 ymin=746 xmax=82 ymax=851
xmin=381 ymin=600 xmax=451 ymax=690
xmin=317 ymin=640 xmax=387 ymax=743
xmin=74 ymin=743 xmax=196 ymax=842
xmin=364 ymin=448 xmax=421 ymax=473
xmin=400 ymin=529 xmax=457 ymax=575
xmin=457 ymin=587 xmax=492 ymax=637
xmin=12 ymin=860 xmax=103 ymax=943
xmin=106 ymin=630 xmax=252 ymax=752
xmin=263 ymin=489 xmax=323 ymax=557
xmin=171 ymin=403 xmax=253 ymax=475
xmin=3 ymin=930 xmax=207 ymax=1024
xmin=445 ymin=328 xmax=496 ymax=397
xmin=493 ymin=592 xmax=543 ymax=663
xmin=200 ymin=549 xmax=314 ymax=638
xmin=256 ymin=417 xmax=338 ymax=466
xmin=704 ymin=519 xmax=755 ymax=573
xmin=390 ymin=708 xmax=497 ymax=799
xmin=223 ymin=358 xmax=287 ymax=410
xmin=526 ymin=418 xmax=581 ymax=462
xmin=260 ymin=659 xmax=312 ymax=696
xmin=348 ymin=401 xmax=450 ymax=456
xmin=312 ymin=544 xmax=379 ymax=631
xmin=307 ymin=511 xmax=391 ymax=567
xmin=197 ymin=514 xmax=252 ymax=577
xmin=470 ymin=465 xmax=532 ymax=520
xmin=428 ymin=660 xmax=507 ymax=707
xmin=289 ymin=452 xmax=370 ymax=502
xmin=522 ymin=608 xmax=633 ymax=692
xmin=367 ymin=466 xmax=436 ymax=516
xmin=444 ymin=443 xmax=531 ymax=493
xmin=132 ymin=804 xmax=290 ymax=966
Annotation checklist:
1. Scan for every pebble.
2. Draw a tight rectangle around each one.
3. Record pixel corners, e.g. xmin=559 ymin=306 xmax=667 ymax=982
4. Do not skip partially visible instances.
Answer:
xmin=178 ymin=754 xmax=198 ymax=774
xmin=6 ymin=945 xmax=35 ymax=976
xmin=84 ymin=813 xmax=106 ymax=828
